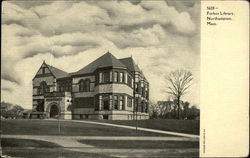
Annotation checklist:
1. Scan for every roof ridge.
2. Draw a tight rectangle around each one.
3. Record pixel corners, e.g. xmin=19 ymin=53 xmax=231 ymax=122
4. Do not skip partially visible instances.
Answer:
xmin=45 ymin=63 xmax=69 ymax=78
xmin=74 ymin=52 xmax=127 ymax=75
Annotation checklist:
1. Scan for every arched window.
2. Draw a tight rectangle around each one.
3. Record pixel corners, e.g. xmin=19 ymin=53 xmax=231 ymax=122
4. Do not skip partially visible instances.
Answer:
xmin=39 ymin=81 xmax=48 ymax=94
xmin=79 ymin=79 xmax=84 ymax=92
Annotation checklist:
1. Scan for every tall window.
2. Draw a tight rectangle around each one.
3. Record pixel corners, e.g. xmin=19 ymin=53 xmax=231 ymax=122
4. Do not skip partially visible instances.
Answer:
xmin=114 ymin=72 xmax=118 ymax=82
xmin=79 ymin=79 xmax=84 ymax=92
xmin=109 ymin=71 xmax=113 ymax=82
xmin=85 ymin=79 xmax=90 ymax=92
xmin=119 ymin=72 xmax=124 ymax=83
xmin=141 ymin=101 xmax=144 ymax=112
xmin=99 ymin=72 xmax=103 ymax=83
xmin=79 ymin=79 xmax=90 ymax=92
xmin=103 ymin=72 xmax=109 ymax=83
xmin=109 ymin=95 xmax=113 ymax=110
xmin=128 ymin=75 xmax=132 ymax=87
xmin=114 ymin=95 xmax=118 ymax=110
xmin=119 ymin=96 xmax=124 ymax=110
xmin=127 ymin=97 xmax=132 ymax=107
xmin=103 ymin=95 xmax=109 ymax=110
xmin=135 ymin=83 xmax=139 ymax=93
xmin=39 ymin=81 xmax=48 ymax=94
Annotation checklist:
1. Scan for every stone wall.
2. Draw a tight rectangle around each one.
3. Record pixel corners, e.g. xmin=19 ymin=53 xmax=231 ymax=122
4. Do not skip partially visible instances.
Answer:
xmin=95 ymin=84 xmax=133 ymax=96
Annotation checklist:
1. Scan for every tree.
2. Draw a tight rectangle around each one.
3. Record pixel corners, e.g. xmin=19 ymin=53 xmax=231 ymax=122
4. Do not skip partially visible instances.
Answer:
xmin=182 ymin=101 xmax=190 ymax=119
xmin=1 ymin=102 xmax=24 ymax=119
xmin=148 ymin=101 xmax=159 ymax=119
xmin=165 ymin=69 xmax=193 ymax=119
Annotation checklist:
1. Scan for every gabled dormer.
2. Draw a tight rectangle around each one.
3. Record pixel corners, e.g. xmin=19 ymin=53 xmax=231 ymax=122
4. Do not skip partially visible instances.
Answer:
xmin=32 ymin=61 xmax=70 ymax=95
xmin=33 ymin=61 xmax=69 ymax=80
xmin=33 ymin=61 xmax=55 ymax=79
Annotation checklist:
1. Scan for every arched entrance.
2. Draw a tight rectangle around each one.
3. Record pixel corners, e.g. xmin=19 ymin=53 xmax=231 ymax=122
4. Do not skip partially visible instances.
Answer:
xmin=50 ymin=104 xmax=59 ymax=118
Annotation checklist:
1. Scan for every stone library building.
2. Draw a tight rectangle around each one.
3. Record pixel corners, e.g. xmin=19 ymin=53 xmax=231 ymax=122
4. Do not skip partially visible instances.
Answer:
xmin=31 ymin=52 xmax=149 ymax=120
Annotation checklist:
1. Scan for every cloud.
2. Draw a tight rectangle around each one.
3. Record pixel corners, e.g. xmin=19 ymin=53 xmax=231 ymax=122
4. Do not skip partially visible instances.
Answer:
xmin=106 ymin=24 xmax=165 ymax=49
xmin=1 ymin=86 xmax=13 ymax=92
xmin=1 ymin=1 xmax=200 ymax=109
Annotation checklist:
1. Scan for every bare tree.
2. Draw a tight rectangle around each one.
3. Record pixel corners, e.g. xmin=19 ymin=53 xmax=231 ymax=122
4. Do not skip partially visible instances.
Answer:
xmin=165 ymin=69 xmax=193 ymax=119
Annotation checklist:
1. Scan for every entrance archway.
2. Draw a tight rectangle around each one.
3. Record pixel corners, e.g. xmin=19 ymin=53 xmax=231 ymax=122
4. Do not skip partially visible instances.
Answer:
xmin=50 ymin=104 xmax=59 ymax=118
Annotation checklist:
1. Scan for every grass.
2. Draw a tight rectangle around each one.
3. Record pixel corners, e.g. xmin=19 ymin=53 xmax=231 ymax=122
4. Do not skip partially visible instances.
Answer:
xmin=1 ymin=119 xmax=174 ymax=136
xmin=2 ymin=138 xmax=109 ymax=158
xmin=93 ymin=119 xmax=200 ymax=134
xmin=1 ymin=138 xmax=60 ymax=147
xmin=78 ymin=140 xmax=199 ymax=149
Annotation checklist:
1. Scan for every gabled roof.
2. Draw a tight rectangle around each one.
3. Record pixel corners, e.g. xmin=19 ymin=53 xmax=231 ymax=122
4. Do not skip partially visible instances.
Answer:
xmin=119 ymin=57 xmax=140 ymax=72
xmin=46 ymin=64 xmax=70 ymax=79
xmin=73 ymin=52 xmax=127 ymax=75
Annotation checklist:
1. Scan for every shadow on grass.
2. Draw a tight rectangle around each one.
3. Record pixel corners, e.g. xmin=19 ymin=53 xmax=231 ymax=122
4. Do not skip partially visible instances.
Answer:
xmin=78 ymin=140 xmax=199 ymax=149
xmin=1 ymin=138 xmax=110 ymax=158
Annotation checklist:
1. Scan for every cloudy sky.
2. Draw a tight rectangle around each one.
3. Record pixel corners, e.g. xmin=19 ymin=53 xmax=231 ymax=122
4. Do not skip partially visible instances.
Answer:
xmin=1 ymin=0 xmax=200 ymax=109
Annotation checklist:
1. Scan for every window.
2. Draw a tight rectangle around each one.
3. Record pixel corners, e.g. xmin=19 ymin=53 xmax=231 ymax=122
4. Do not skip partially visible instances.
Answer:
xmin=145 ymin=102 xmax=148 ymax=113
xmin=135 ymin=83 xmax=139 ymax=93
xmin=142 ymin=87 xmax=145 ymax=97
xmin=141 ymin=101 xmax=144 ymax=112
xmin=99 ymin=72 xmax=103 ymax=83
xmin=119 ymin=96 xmax=124 ymax=110
xmin=79 ymin=79 xmax=84 ymax=92
xmin=114 ymin=95 xmax=118 ymax=110
xmin=104 ymin=72 xmax=109 ymax=83
xmin=36 ymin=100 xmax=44 ymax=112
xmin=128 ymin=75 xmax=132 ymax=87
xmin=109 ymin=95 xmax=113 ymax=110
xmin=79 ymin=79 xmax=90 ymax=92
xmin=39 ymin=81 xmax=48 ymax=94
xmin=114 ymin=72 xmax=118 ymax=82
xmin=127 ymin=97 xmax=132 ymax=107
xmin=109 ymin=71 xmax=113 ymax=82
xmin=103 ymin=95 xmax=109 ymax=110
xmin=85 ymin=79 xmax=90 ymax=92
xmin=119 ymin=72 xmax=124 ymax=83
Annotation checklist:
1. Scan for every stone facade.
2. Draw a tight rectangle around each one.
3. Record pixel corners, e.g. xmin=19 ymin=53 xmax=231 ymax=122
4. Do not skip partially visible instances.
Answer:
xmin=31 ymin=52 xmax=149 ymax=120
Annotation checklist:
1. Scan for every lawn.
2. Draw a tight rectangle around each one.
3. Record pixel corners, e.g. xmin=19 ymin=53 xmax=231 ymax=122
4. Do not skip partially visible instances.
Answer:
xmin=78 ymin=140 xmax=199 ymax=149
xmin=1 ymin=119 xmax=173 ymax=136
xmin=93 ymin=119 xmax=200 ymax=135
xmin=2 ymin=138 xmax=109 ymax=158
